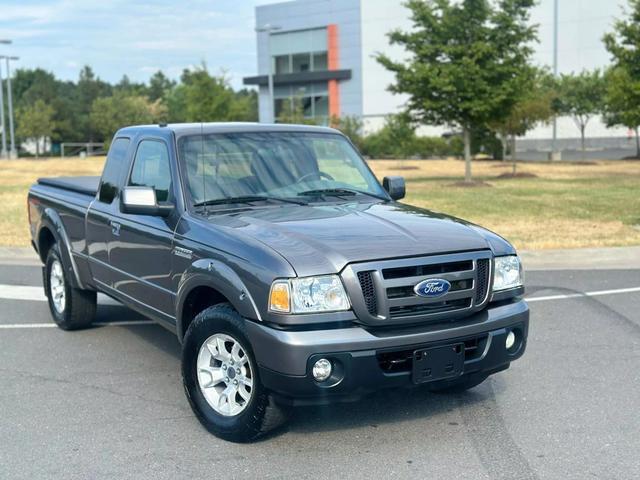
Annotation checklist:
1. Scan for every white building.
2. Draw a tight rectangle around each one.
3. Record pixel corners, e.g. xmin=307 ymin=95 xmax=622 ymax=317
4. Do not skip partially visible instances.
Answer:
xmin=244 ymin=0 xmax=632 ymax=154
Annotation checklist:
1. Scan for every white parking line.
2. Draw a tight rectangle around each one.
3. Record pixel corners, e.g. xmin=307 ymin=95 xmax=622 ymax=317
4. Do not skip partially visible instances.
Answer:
xmin=0 ymin=320 xmax=155 ymax=329
xmin=0 ymin=285 xmax=120 ymax=304
xmin=526 ymin=286 xmax=640 ymax=302
xmin=0 ymin=285 xmax=46 ymax=302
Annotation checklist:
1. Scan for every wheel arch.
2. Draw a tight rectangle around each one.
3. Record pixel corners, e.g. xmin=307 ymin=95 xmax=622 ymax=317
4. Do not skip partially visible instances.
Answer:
xmin=176 ymin=259 xmax=263 ymax=343
xmin=37 ymin=208 xmax=84 ymax=289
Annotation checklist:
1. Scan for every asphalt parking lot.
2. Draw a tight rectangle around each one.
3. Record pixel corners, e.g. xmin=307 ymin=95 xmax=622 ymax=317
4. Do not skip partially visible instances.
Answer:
xmin=1 ymin=261 xmax=639 ymax=479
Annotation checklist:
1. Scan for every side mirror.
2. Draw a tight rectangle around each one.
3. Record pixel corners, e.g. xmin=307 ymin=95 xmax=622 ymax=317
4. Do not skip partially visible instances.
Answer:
xmin=383 ymin=176 xmax=406 ymax=201
xmin=121 ymin=186 xmax=173 ymax=217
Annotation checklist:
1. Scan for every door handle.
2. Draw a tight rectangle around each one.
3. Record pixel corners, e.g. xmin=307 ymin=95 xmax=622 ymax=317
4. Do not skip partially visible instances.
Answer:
xmin=110 ymin=221 xmax=121 ymax=236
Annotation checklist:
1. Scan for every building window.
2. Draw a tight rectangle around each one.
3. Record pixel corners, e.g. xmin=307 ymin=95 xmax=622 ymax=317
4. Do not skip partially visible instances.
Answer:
xmin=274 ymin=82 xmax=329 ymax=123
xmin=270 ymin=28 xmax=328 ymax=75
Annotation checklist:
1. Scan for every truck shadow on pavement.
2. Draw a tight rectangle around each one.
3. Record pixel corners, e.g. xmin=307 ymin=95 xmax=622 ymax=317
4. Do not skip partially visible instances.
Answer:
xmin=109 ymin=302 xmax=505 ymax=440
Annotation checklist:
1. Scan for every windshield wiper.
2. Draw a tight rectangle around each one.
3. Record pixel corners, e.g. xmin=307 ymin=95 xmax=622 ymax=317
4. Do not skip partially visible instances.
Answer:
xmin=194 ymin=195 xmax=306 ymax=208
xmin=297 ymin=188 xmax=388 ymax=201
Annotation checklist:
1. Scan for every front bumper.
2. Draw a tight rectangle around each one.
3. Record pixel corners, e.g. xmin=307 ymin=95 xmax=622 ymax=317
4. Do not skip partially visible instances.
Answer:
xmin=246 ymin=299 xmax=529 ymax=405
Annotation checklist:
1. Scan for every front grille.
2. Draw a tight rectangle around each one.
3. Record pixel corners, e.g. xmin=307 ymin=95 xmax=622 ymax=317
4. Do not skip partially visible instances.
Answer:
xmin=475 ymin=258 xmax=490 ymax=303
xmin=345 ymin=251 xmax=492 ymax=326
xmin=357 ymin=271 xmax=377 ymax=315
xmin=389 ymin=298 xmax=471 ymax=318
xmin=382 ymin=260 xmax=473 ymax=280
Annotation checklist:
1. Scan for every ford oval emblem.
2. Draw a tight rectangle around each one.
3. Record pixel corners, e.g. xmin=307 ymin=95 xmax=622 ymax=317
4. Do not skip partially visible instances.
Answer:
xmin=414 ymin=278 xmax=451 ymax=298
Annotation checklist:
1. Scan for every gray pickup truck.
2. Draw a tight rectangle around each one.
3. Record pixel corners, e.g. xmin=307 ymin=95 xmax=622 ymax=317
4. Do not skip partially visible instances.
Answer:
xmin=28 ymin=123 xmax=528 ymax=442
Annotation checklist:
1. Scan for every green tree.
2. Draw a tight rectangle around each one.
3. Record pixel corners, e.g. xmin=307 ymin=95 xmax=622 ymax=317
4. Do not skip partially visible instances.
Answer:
xmin=603 ymin=67 xmax=640 ymax=157
xmin=491 ymin=69 xmax=555 ymax=170
xmin=115 ymin=74 xmax=149 ymax=96
xmin=77 ymin=66 xmax=112 ymax=141
xmin=276 ymin=96 xmax=317 ymax=125
xmin=361 ymin=114 xmax=420 ymax=159
xmin=377 ymin=0 xmax=537 ymax=182
xmin=11 ymin=68 xmax=79 ymax=143
xmin=16 ymin=99 xmax=56 ymax=157
xmin=168 ymin=64 xmax=251 ymax=123
xmin=554 ymin=70 xmax=606 ymax=158
xmin=148 ymin=71 xmax=176 ymax=102
xmin=331 ymin=115 xmax=364 ymax=151
xmin=603 ymin=0 xmax=640 ymax=158
xmin=90 ymin=92 xmax=167 ymax=147
xmin=233 ymin=88 xmax=259 ymax=122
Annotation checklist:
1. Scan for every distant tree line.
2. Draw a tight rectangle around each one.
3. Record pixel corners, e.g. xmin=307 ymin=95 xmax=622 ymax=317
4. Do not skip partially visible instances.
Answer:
xmin=8 ymin=0 xmax=640 ymax=167
xmin=10 ymin=64 xmax=257 ymax=155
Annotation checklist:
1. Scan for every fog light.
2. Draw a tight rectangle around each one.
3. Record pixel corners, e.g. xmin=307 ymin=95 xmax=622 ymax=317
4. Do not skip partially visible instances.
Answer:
xmin=312 ymin=358 xmax=332 ymax=382
xmin=506 ymin=330 xmax=516 ymax=350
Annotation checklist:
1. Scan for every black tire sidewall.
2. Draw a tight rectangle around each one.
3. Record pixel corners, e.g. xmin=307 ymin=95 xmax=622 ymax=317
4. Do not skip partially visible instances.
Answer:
xmin=182 ymin=305 xmax=269 ymax=442
xmin=45 ymin=246 xmax=72 ymax=327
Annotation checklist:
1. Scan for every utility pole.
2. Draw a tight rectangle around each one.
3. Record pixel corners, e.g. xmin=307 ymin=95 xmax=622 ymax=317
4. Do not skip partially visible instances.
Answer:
xmin=4 ymin=56 xmax=19 ymax=159
xmin=0 ymin=40 xmax=10 ymax=159
xmin=0 ymin=59 xmax=6 ymax=159
xmin=551 ymin=0 xmax=559 ymax=160
xmin=255 ymin=24 xmax=282 ymax=124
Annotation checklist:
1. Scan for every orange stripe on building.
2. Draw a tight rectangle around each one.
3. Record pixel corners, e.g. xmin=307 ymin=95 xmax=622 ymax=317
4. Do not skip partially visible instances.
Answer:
xmin=327 ymin=24 xmax=340 ymax=118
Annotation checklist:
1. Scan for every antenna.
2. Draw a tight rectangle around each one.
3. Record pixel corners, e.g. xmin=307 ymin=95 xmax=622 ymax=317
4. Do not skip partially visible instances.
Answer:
xmin=200 ymin=122 xmax=206 ymax=215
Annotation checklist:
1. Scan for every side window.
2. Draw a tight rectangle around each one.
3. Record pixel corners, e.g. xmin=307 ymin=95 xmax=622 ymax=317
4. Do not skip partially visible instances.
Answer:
xmin=99 ymin=137 xmax=130 ymax=203
xmin=129 ymin=140 xmax=172 ymax=202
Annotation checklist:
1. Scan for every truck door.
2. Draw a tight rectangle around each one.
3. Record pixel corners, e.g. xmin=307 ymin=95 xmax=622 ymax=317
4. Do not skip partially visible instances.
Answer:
xmin=108 ymin=137 xmax=179 ymax=320
xmin=86 ymin=137 xmax=131 ymax=288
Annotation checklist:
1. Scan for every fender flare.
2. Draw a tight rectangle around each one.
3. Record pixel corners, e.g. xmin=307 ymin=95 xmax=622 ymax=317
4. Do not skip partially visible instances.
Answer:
xmin=175 ymin=258 xmax=263 ymax=341
xmin=38 ymin=208 xmax=85 ymax=289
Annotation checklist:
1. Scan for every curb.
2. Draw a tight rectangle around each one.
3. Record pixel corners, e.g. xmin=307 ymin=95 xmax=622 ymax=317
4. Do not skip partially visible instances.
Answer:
xmin=519 ymin=246 xmax=640 ymax=271
xmin=0 ymin=247 xmax=41 ymax=266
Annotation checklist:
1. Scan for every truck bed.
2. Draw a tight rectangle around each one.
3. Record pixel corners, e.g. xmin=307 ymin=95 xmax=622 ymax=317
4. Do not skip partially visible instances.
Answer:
xmin=37 ymin=176 xmax=100 ymax=197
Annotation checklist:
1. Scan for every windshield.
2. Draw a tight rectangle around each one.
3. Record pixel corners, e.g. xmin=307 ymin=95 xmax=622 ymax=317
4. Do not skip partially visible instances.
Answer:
xmin=177 ymin=132 xmax=388 ymax=206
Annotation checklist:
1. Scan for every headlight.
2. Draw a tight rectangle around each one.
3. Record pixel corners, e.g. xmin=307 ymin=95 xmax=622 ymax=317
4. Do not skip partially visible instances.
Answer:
xmin=492 ymin=255 xmax=523 ymax=291
xmin=269 ymin=275 xmax=350 ymax=314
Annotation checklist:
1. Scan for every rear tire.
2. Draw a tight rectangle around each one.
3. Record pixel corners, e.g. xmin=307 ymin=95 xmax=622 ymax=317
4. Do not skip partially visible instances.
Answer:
xmin=181 ymin=303 xmax=287 ymax=442
xmin=45 ymin=245 xmax=96 ymax=330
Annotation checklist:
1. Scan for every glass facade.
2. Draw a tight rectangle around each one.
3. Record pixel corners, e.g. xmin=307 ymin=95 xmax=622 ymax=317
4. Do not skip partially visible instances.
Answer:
xmin=270 ymin=28 xmax=330 ymax=123
xmin=274 ymin=82 xmax=329 ymax=122
xmin=271 ymin=28 xmax=328 ymax=75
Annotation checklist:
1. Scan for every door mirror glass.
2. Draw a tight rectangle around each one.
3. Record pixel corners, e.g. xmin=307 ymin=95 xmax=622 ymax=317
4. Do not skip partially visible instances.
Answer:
xmin=383 ymin=176 xmax=406 ymax=200
xmin=121 ymin=186 xmax=173 ymax=217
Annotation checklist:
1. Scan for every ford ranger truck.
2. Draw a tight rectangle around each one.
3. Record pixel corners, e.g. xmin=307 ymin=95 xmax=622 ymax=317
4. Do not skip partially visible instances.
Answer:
xmin=27 ymin=123 xmax=528 ymax=442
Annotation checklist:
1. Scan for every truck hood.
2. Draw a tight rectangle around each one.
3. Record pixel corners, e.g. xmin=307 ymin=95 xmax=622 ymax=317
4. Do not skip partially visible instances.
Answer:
xmin=207 ymin=201 xmax=514 ymax=276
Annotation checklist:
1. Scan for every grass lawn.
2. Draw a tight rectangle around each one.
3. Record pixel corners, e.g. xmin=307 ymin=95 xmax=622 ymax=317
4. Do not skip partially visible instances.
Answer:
xmin=1 ymin=156 xmax=639 ymax=250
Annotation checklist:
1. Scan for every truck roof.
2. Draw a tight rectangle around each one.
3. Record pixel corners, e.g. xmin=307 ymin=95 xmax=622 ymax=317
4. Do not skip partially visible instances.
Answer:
xmin=116 ymin=122 xmax=341 ymax=137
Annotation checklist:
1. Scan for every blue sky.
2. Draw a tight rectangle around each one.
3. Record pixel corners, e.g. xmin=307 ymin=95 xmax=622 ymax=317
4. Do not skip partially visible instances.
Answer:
xmin=0 ymin=0 xmax=626 ymax=90
xmin=0 ymin=0 xmax=282 ymax=88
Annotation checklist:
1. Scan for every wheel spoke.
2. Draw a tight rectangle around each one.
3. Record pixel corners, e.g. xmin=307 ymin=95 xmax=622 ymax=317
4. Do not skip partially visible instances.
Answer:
xmin=198 ymin=365 xmax=224 ymax=388
xmin=240 ymin=376 xmax=253 ymax=388
xmin=238 ymin=385 xmax=251 ymax=401
xmin=216 ymin=337 xmax=230 ymax=360
xmin=231 ymin=343 xmax=242 ymax=363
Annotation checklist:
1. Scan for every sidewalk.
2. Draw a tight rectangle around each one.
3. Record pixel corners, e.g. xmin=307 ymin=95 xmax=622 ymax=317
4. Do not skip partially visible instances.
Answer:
xmin=1 ymin=245 xmax=638 ymax=270
xmin=0 ymin=247 xmax=41 ymax=266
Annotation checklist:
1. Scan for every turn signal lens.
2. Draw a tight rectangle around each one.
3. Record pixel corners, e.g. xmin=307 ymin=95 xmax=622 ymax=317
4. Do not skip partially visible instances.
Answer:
xmin=269 ymin=281 xmax=290 ymax=313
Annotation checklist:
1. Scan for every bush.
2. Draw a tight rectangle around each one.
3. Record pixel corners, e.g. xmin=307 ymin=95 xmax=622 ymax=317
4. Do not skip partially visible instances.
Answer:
xmin=361 ymin=131 xmax=462 ymax=159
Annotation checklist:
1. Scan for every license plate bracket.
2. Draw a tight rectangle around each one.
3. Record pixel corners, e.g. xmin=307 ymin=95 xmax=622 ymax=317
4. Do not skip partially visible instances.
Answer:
xmin=412 ymin=343 xmax=465 ymax=384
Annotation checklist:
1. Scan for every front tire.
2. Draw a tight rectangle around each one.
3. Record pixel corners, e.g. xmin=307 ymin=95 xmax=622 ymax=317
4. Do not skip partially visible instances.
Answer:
xmin=181 ymin=303 xmax=287 ymax=442
xmin=45 ymin=245 xmax=97 ymax=330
